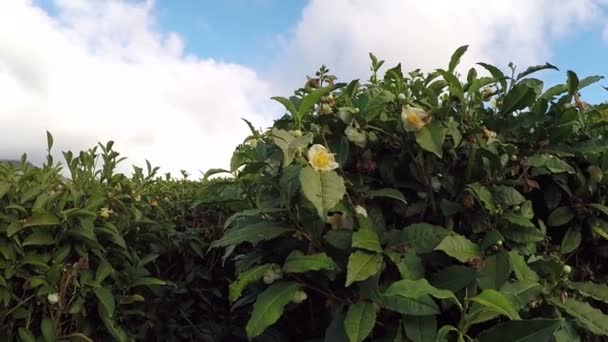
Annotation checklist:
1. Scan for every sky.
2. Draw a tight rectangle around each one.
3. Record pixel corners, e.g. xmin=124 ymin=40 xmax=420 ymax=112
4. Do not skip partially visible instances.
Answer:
xmin=1 ymin=0 xmax=607 ymax=177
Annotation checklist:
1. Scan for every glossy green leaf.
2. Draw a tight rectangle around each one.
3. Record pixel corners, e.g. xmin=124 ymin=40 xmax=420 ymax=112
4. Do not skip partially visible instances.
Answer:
xmin=416 ymin=121 xmax=445 ymax=158
xmin=246 ymin=281 xmax=302 ymax=339
xmin=41 ymin=318 xmax=56 ymax=342
xmin=560 ymin=227 xmax=582 ymax=254
xmin=299 ymin=166 xmax=346 ymax=219
xmin=547 ymin=206 xmax=575 ymax=227
xmin=352 ymin=225 xmax=382 ymax=253
xmin=508 ymin=251 xmax=539 ymax=282
xmin=229 ymin=264 xmax=273 ymax=302
xmin=344 ymin=302 xmax=376 ymax=342
xmin=434 ymin=234 xmax=481 ymax=263
xmin=568 ymin=281 xmax=608 ymax=303
xmin=551 ymin=298 xmax=608 ymax=336
xmin=283 ymin=251 xmax=338 ymax=274
xmin=210 ymin=223 xmax=292 ymax=248
xmin=478 ymin=252 xmax=511 ymax=290
xmin=403 ymin=315 xmax=436 ymax=342
xmin=345 ymin=251 xmax=382 ymax=287
xmin=470 ymin=289 xmax=520 ymax=320
xmin=94 ymin=287 xmax=115 ymax=318
xmin=365 ymin=188 xmax=407 ymax=205
xmin=476 ymin=319 xmax=562 ymax=342
xmin=23 ymin=211 xmax=60 ymax=227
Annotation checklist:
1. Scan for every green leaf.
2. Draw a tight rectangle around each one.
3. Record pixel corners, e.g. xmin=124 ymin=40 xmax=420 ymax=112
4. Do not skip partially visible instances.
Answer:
xmin=587 ymin=203 xmax=608 ymax=216
xmin=431 ymin=266 xmax=478 ymax=292
xmin=94 ymin=287 xmax=115 ymax=318
xmin=298 ymin=86 xmax=332 ymax=120
xmin=567 ymin=70 xmax=579 ymax=95
xmin=18 ymin=328 xmax=36 ymax=342
xmin=22 ymin=231 xmax=55 ymax=247
xmin=383 ymin=278 xmax=461 ymax=309
xmin=568 ymin=282 xmax=608 ymax=303
xmin=547 ymin=206 xmax=575 ymax=227
xmin=501 ymin=213 xmax=535 ymax=228
xmin=0 ymin=182 xmax=10 ymax=199
xmin=502 ymin=226 xmax=545 ymax=243
xmin=403 ymin=315 xmax=436 ymax=342
xmin=492 ymin=186 xmax=526 ymax=207
xmin=41 ymin=318 xmax=56 ymax=342
xmin=476 ymin=319 xmax=562 ymax=342
xmin=131 ymin=277 xmax=166 ymax=287
xmin=448 ymin=45 xmax=468 ymax=73
xmin=508 ymin=251 xmax=539 ymax=282
xmin=392 ymin=223 xmax=449 ymax=254
xmin=344 ymin=302 xmax=376 ymax=342
xmin=560 ymin=227 xmax=582 ymax=254
xmin=385 ymin=249 xmax=424 ymax=280
xmin=229 ymin=264 xmax=273 ymax=302
xmin=551 ymin=298 xmax=608 ymax=336
xmin=299 ymin=166 xmax=346 ymax=219
xmin=101 ymin=316 xmax=129 ymax=342
xmin=527 ymin=154 xmax=575 ymax=174
xmin=467 ymin=183 xmax=495 ymax=213
xmin=223 ymin=208 xmax=284 ymax=229
xmin=541 ymin=84 xmax=569 ymax=99
xmin=516 ymin=63 xmax=559 ymax=80
xmin=345 ymin=251 xmax=382 ymax=287
xmin=470 ymin=289 xmax=520 ymax=320
xmin=352 ymin=225 xmax=382 ymax=253
xmin=324 ymin=309 xmax=349 ymax=342
xmin=477 ymin=62 xmax=507 ymax=89
xmin=434 ymin=234 xmax=481 ymax=263
xmin=271 ymin=96 xmax=297 ymax=116
xmin=272 ymin=128 xmax=313 ymax=167
xmin=416 ymin=121 xmax=445 ymax=158
xmin=500 ymin=83 xmax=536 ymax=115
xmin=23 ymin=211 xmax=60 ymax=227
xmin=210 ymin=223 xmax=293 ymax=248
xmin=365 ymin=188 xmax=407 ymax=205
xmin=478 ymin=252 xmax=511 ymax=290
xmin=246 ymin=281 xmax=302 ymax=339
xmin=579 ymin=75 xmax=604 ymax=90
xmin=381 ymin=293 xmax=439 ymax=316
xmin=283 ymin=251 xmax=338 ymax=274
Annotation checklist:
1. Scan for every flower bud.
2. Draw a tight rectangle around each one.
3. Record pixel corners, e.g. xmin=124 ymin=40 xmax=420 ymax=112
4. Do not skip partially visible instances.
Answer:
xmin=563 ymin=265 xmax=572 ymax=274
xmin=292 ymin=290 xmax=308 ymax=304
xmin=355 ymin=205 xmax=368 ymax=218
xmin=397 ymin=93 xmax=406 ymax=101
xmin=47 ymin=292 xmax=59 ymax=305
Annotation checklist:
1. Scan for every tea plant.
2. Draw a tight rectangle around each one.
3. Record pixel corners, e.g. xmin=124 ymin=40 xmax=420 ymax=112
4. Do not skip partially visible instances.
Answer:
xmin=210 ymin=46 xmax=608 ymax=341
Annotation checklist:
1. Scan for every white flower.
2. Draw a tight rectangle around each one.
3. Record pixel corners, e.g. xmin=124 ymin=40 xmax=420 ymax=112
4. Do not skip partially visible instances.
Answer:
xmin=307 ymin=144 xmax=339 ymax=171
xmin=47 ymin=292 xmax=59 ymax=305
xmin=401 ymin=105 xmax=429 ymax=131
xmin=354 ymin=205 xmax=368 ymax=218
xmin=529 ymin=127 xmax=535 ymax=133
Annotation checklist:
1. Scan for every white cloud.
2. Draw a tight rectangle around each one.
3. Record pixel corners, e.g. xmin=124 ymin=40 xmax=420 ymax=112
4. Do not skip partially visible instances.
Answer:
xmin=0 ymin=0 xmax=275 ymax=177
xmin=271 ymin=0 xmax=607 ymax=89
xmin=2 ymin=0 xmax=608 ymax=176
xmin=604 ymin=23 xmax=608 ymax=44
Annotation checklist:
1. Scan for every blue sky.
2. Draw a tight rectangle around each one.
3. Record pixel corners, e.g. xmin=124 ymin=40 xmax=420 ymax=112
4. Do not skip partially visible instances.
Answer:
xmin=1 ymin=0 xmax=608 ymax=174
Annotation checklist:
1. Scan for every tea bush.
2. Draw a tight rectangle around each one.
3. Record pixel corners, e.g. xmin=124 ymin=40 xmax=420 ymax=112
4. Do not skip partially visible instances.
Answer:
xmin=0 ymin=141 xmax=233 ymax=341
xmin=4 ymin=45 xmax=608 ymax=341
xmin=210 ymin=46 xmax=608 ymax=341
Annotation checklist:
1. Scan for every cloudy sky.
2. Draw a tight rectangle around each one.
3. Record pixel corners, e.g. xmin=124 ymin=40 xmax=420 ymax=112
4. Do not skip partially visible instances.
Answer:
xmin=1 ymin=0 xmax=607 ymax=177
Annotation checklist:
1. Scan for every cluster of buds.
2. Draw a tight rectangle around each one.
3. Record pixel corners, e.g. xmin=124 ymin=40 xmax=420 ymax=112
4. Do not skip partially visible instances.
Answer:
xmin=319 ymin=94 xmax=336 ymax=115
xmin=481 ymin=126 xmax=497 ymax=140
xmin=263 ymin=265 xmax=283 ymax=284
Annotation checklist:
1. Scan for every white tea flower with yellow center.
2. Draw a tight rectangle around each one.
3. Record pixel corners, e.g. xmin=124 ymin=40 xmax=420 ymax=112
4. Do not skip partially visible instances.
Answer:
xmin=401 ymin=105 xmax=429 ymax=131
xmin=307 ymin=144 xmax=339 ymax=171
